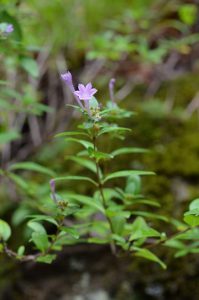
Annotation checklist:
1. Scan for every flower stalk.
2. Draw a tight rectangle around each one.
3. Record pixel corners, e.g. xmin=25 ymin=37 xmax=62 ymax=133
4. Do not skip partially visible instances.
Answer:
xmin=92 ymin=129 xmax=117 ymax=255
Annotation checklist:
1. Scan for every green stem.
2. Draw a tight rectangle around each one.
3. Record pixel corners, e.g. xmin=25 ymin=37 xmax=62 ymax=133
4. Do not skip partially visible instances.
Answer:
xmin=92 ymin=133 xmax=116 ymax=254
xmin=2 ymin=216 xmax=64 ymax=262
xmin=145 ymin=227 xmax=191 ymax=250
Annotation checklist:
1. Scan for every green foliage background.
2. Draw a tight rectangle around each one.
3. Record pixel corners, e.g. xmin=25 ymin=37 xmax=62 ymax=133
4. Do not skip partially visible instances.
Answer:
xmin=0 ymin=0 xmax=199 ymax=298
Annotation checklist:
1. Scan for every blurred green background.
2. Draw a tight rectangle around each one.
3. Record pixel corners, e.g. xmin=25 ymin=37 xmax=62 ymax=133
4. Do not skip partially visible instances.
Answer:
xmin=0 ymin=0 xmax=199 ymax=299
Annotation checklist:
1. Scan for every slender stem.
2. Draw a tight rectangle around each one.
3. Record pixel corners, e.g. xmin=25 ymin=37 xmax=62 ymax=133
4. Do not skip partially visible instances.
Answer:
xmin=127 ymin=227 xmax=192 ymax=256
xmin=144 ymin=227 xmax=191 ymax=250
xmin=2 ymin=242 xmax=39 ymax=262
xmin=44 ymin=216 xmax=64 ymax=254
xmin=1 ymin=216 xmax=64 ymax=262
xmin=92 ymin=133 xmax=116 ymax=254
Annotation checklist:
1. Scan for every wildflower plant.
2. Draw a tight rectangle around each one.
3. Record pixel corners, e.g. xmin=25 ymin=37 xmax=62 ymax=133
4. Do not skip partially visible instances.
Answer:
xmin=0 ymin=72 xmax=199 ymax=267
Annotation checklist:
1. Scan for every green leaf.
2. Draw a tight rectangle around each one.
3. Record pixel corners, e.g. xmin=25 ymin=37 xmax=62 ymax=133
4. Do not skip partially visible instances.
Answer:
xmin=131 ymin=211 xmax=169 ymax=222
xmin=0 ymin=219 xmax=11 ymax=241
xmin=174 ymin=249 xmax=189 ymax=258
xmin=111 ymin=216 xmax=126 ymax=235
xmin=165 ymin=239 xmax=185 ymax=250
xmin=98 ymin=126 xmax=131 ymax=136
xmin=36 ymin=254 xmax=56 ymax=264
xmin=17 ymin=246 xmax=25 ymax=257
xmin=111 ymin=147 xmax=148 ymax=157
xmin=27 ymin=215 xmax=58 ymax=227
xmin=67 ymin=156 xmax=97 ymax=173
xmin=31 ymin=232 xmax=49 ymax=252
xmin=8 ymin=173 xmax=29 ymax=191
xmin=55 ymin=131 xmax=89 ymax=138
xmin=184 ymin=209 xmax=199 ymax=216
xmin=53 ymin=176 xmax=98 ymax=187
xmin=183 ymin=198 xmax=199 ymax=226
xmin=20 ymin=57 xmax=39 ymax=78
xmin=89 ymin=220 xmax=109 ymax=236
xmin=133 ymin=247 xmax=167 ymax=269
xmin=175 ymin=228 xmax=199 ymax=240
xmin=125 ymin=175 xmax=141 ymax=195
xmin=184 ymin=215 xmax=199 ymax=227
xmin=66 ymin=104 xmax=82 ymax=111
xmin=178 ymin=4 xmax=197 ymax=25
xmin=60 ymin=227 xmax=80 ymax=239
xmin=9 ymin=162 xmax=56 ymax=177
xmin=129 ymin=217 xmax=160 ymax=241
xmin=88 ymin=148 xmax=113 ymax=162
xmin=103 ymin=170 xmax=155 ymax=183
xmin=94 ymin=188 xmax=122 ymax=202
xmin=66 ymin=193 xmax=104 ymax=213
xmin=89 ymin=96 xmax=99 ymax=109
xmin=106 ymin=207 xmax=130 ymax=219
xmin=189 ymin=198 xmax=199 ymax=210
xmin=87 ymin=237 xmax=109 ymax=244
xmin=63 ymin=137 xmax=93 ymax=149
xmin=170 ymin=218 xmax=188 ymax=231
xmin=27 ymin=221 xmax=46 ymax=234
xmin=111 ymin=234 xmax=126 ymax=246
xmin=0 ymin=131 xmax=20 ymax=145
xmin=12 ymin=206 xmax=32 ymax=226
xmin=126 ymin=199 xmax=160 ymax=208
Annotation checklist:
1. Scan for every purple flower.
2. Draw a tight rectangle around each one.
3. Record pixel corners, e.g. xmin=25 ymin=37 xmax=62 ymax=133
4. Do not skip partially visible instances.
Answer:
xmin=109 ymin=78 xmax=116 ymax=104
xmin=61 ymin=71 xmax=84 ymax=109
xmin=61 ymin=71 xmax=74 ymax=90
xmin=61 ymin=71 xmax=97 ymax=114
xmin=50 ymin=179 xmax=55 ymax=194
xmin=74 ymin=83 xmax=97 ymax=101
xmin=49 ymin=179 xmax=57 ymax=203
xmin=5 ymin=24 xmax=13 ymax=33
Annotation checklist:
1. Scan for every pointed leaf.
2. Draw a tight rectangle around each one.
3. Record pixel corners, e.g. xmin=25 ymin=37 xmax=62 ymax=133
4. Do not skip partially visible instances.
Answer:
xmin=0 ymin=131 xmax=20 ymax=144
xmin=103 ymin=170 xmax=155 ymax=184
xmin=111 ymin=147 xmax=149 ymax=157
xmin=189 ymin=198 xmax=199 ymax=210
xmin=27 ymin=215 xmax=58 ymax=227
xmin=184 ymin=215 xmax=199 ymax=227
xmin=131 ymin=211 xmax=169 ymax=222
xmin=0 ymin=219 xmax=11 ymax=241
xmin=98 ymin=126 xmax=131 ymax=136
xmin=133 ymin=247 xmax=167 ymax=269
xmin=53 ymin=176 xmax=98 ymax=187
xmin=127 ymin=199 xmax=160 ymax=207
xmin=67 ymin=156 xmax=97 ymax=173
xmin=36 ymin=254 xmax=56 ymax=264
xmin=9 ymin=162 xmax=55 ymax=177
xmin=31 ymin=232 xmax=49 ymax=252
xmin=17 ymin=245 xmax=25 ymax=257
xmin=60 ymin=227 xmax=80 ymax=239
xmin=55 ymin=131 xmax=89 ymax=138
xmin=8 ymin=173 xmax=29 ymax=190
xmin=63 ymin=138 xmax=93 ymax=149
xmin=66 ymin=193 xmax=104 ymax=213
xmin=27 ymin=221 xmax=46 ymax=234
xmin=129 ymin=217 xmax=160 ymax=241
xmin=20 ymin=57 xmax=39 ymax=78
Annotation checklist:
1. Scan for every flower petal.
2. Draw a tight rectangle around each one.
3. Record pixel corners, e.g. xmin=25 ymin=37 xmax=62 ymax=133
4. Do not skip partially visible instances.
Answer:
xmin=86 ymin=83 xmax=92 ymax=89
xmin=90 ymin=88 xmax=97 ymax=96
xmin=78 ymin=84 xmax=85 ymax=92
xmin=74 ymin=91 xmax=81 ymax=97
